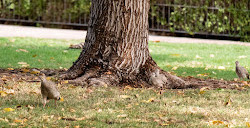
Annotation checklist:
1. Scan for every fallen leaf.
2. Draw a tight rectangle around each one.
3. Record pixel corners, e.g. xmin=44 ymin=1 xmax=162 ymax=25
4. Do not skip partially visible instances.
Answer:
xmin=76 ymin=117 xmax=85 ymax=121
xmin=105 ymin=71 xmax=112 ymax=75
xmin=18 ymin=62 xmax=30 ymax=68
xmin=246 ymin=122 xmax=250 ymax=127
xmin=3 ymin=108 xmax=15 ymax=112
xmin=171 ymin=66 xmax=178 ymax=70
xmin=61 ymin=117 xmax=77 ymax=121
xmin=195 ymin=55 xmax=202 ymax=59
xmin=177 ymin=91 xmax=184 ymax=96
xmin=5 ymin=89 xmax=15 ymax=95
xmin=61 ymin=80 xmax=69 ymax=84
xmin=170 ymin=54 xmax=181 ymax=57
xmin=218 ymin=66 xmax=225 ymax=70
xmin=143 ymin=98 xmax=155 ymax=103
xmin=29 ymin=91 xmax=39 ymax=95
xmin=160 ymin=123 xmax=170 ymax=126
xmin=199 ymin=87 xmax=208 ymax=94
xmin=60 ymin=97 xmax=64 ymax=102
xmin=30 ymin=70 xmax=40 ymax=74
xmin=238 ymin=55 xmax=247 ymax=59
xmin=69 ymin=108 xmax=76 ymax=113
xmin=19 ymin=49 xmax=29 ymax=53
xmin=26 ymin=105 xmax=34 ymax=110
xmin=120 ymin=95 xmax=131 ymax=99
xmin=32 ymin=54 xmax=37 ymax=57
xmin=7 ymin=68 xmax=14 ymax=70
xmin=124 ymin=85 xmax=133 ymax=90
xmin=210 ymin=54 xmax=215 ymax=58
xmin=153 ymin=40 xmax=160 ymax=43
xmin=13 ymin=119 xmax=22 ymax=123
xmin=0 ymin=91 xmax=8 ymax=97
xmin=224 ymin=97 xmax=232 ymax=106
xmin=0 ymin=118 xmax=9 ymax=122
xmin=212 ymin=120 xmax=224 ymax=125
xmin=241 ymin=81 xmax=248 ymax=85
xmin=117 ymin=114 xmax=127 ymax=118
xmin=21 ymin=68 xmax=29 ymax=73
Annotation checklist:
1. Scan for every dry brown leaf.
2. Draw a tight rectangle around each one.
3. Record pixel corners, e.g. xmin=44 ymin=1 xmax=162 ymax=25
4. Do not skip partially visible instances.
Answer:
xmin=19 ymin=49 xmax=29 ymax=53
xmin=212 ymin=120 xmax=224 ymax=125
xmin=153 ymin=40 xmax=160 ymax=43
xmin=0 ymin=91 xmax=8 ymax=97
xmin=13 ymin=119 xmax=22 ymax=123
xmin=69 ymin=108 xmax=76 ymax=113
xmin=61 ymin=117 xmax=77 ymax=121
xmin=0 ymin=118 xmax=9 ymax=122
xmin=105 ymin=71 xmax=112 ymax=75
xmin=124 ymin=85 xmax=133 ymax=90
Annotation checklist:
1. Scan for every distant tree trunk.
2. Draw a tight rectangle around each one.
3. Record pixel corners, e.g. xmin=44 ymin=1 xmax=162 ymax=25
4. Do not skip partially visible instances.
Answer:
xmin=61 ymin=0 xmax=186 ymax=88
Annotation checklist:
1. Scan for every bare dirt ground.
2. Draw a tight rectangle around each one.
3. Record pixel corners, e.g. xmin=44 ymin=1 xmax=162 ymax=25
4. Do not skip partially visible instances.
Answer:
xmin=1 ymin=69 xmax=249 ymax=90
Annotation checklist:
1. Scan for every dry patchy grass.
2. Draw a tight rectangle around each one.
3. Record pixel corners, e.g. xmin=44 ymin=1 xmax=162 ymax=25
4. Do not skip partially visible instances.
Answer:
xmin=0 ymin=81 xmax=249 ymax=127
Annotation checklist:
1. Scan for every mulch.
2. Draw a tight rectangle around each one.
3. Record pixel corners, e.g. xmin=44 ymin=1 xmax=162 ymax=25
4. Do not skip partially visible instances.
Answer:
xmin=0 ymin=69 xmax=249 ymax=90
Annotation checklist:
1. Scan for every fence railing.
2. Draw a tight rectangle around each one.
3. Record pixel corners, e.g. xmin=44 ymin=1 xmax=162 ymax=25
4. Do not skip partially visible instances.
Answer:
xmin=0 ymin=0 xmax=249 ymax=40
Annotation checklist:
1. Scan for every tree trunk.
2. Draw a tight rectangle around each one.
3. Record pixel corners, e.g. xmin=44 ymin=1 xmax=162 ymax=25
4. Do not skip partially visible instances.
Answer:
xmin=60 ymin=0 xmax=186 ymax=88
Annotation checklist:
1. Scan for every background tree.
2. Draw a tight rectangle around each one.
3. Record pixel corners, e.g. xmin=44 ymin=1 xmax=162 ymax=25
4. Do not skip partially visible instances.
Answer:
xmin=61 ymin=0 xmax=186 ymax=88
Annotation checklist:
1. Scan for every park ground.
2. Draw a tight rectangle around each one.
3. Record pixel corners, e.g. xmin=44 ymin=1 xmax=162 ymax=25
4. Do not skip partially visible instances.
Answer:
xmin=0 ymin=26 xmax=250 ymax=127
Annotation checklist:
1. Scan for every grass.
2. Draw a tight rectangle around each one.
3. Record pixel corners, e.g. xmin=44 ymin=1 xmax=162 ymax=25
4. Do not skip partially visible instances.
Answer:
xmin=0 ymin=82 xmax=249 ymax=127
xmin=0 ymin=37 xmax=81 ymax=69
xmin=0 ymin=37 xmax=250 ymax=127
xmin=1 ymin=37 xmax=250 ymax=80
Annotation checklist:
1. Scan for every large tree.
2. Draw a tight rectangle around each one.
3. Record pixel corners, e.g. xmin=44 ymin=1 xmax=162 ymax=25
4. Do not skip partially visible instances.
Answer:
xmin=60 ymin=0 xmax=186 ymax=88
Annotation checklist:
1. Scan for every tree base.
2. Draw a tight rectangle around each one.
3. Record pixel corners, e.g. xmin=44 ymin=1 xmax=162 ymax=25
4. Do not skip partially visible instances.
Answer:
xmin=60 ymin=63 xmax=187 ymax=89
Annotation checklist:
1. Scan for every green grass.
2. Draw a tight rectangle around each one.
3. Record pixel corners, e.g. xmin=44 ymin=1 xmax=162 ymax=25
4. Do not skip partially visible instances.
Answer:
xmin=150 ymin=42 xmax=250 ymax=80
xmin=0 ymin=82 xmax=249 ymax=127
xmin=0 ymin=37 xmax=250 ymax=80
xmin=0 ymin=37 xmax=81 ymax=69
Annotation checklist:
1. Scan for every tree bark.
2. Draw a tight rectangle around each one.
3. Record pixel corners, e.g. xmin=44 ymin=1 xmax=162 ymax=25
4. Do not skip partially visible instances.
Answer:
xmin=61 ymin=0 xmax=186 ymax=88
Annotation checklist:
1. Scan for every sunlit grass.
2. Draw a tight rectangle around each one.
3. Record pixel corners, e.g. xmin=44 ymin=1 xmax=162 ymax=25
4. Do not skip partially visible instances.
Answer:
xmin=0 ymin=82 xmax=249 ymax=127
xmin=149 ymin=42 xmax=250 ymax=80
xmin=0 ymin=37 xmax=81 ymax=69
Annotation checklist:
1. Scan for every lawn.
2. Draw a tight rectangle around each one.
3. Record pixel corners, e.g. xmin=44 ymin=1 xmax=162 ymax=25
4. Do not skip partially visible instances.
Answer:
xmin=0 ymin=37 xmax=250 ymax=127
xmin=1 ymin=37 xmax=249 ymax=80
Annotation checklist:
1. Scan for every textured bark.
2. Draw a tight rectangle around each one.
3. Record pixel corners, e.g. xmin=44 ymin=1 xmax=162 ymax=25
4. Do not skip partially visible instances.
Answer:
xmin=61 ymin=0 xmax=186 ymax=88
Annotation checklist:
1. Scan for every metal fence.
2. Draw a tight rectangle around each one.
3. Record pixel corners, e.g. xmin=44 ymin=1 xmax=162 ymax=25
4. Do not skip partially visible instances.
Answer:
xmin=0 ymin=0 xmax=90 ymax=27
xmin=0 ymin=0 xmax=249 ymax=38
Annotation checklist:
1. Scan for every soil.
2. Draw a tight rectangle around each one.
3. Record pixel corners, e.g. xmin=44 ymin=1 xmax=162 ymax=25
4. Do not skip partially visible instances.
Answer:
xmin=0 ymin=69 xmax=249 ymax=90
